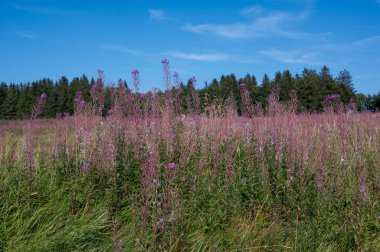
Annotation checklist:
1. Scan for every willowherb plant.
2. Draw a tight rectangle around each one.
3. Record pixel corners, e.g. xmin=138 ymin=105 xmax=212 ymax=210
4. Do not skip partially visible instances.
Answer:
xmin=288 ymin=89 xmax=298 ymax=114
xmin=324 ymin=93 xmax=344 ymax=113
xmin=74 ymin=91 xmax=88 ymax=116
xmin=90 ymin=69 xmax=105 ymax=116
xmin=267 ymin=84 xmax=283 ymax=116
xmin=162 ymin=59 xmax=174 ymax=117
xmin=24 ymin=92 xmax=48 ymax=182
xmin=31 ymin=93 xmax=47 ymax=119
xmin=173 ymin=71 xmax=183 ymax=115
xmin=240 ymin=83 xmax=253 ymax=117
xmin=188 ymin=76 xmax=200 ymax=114
xmin=131 ymin=69 xmax=140 ymax=93
xmin=162 ymin=59 xmax=171 ymax=92
xmin=358 ymin=164 xmax=369 ymax=205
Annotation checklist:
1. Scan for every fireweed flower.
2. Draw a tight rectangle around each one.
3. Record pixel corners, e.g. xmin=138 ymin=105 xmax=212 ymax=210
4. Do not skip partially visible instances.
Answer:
xmin=40 ymin=93 xmax=47 ymax=101
xmin=167 ymin=162 xmax=177 ymax=169
xmin=91 ymin=83 xmax=99 ymax=92
xmin=239 ymin=83 xmax=247 ymax=89
xmin=189 ymin=76 xmax=196 ymax=84
xmin=131 ymin=69 xmax=140 ymax=92
xmin=162 ymin=58 xmax=169 ymax=66
xmin=326 ymin=94 xmax=340 ymax=101
xmin=173 ymin=71 xmax=178 ymax=79
xmin=81 ymin=162 xmax=91 ymax=172
xmin=108 ymin=106 xmax=116 ymax=116
xmin=140 ymin=93 xmax=146 ymax=99
xmin=97 ymin=69 xmax=104 ymax=80
xmin=144 ymin=151 xmax=152 ymax=158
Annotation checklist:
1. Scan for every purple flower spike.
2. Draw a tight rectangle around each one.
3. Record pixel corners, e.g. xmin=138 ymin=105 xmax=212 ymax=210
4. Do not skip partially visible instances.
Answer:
xmin=91 ymin=83 xmax=99 ymax=92
xmin=81 ymin=162 xmax=91 ymax=172
xmin=144 ymin=151 xmax=152 ymax=158
xmin=162 ymin=58 xmax=169 ymax=66
xmin=239 ymin=83 xmax=247 ymax=89
xmin=132 ymin=69 xmax=140 ymax=75
xmin=97 ymin=69 xmax=104 ymax=81
xmin=167 ymin=162 xmax=177 ymax=169
xmin=173 ymin=72 xmax=178 ymax=78
xmin=108 ymin=106 xmax=116 ymax=115
xmin=189 ymin=76 xmax=196 ymax=84
xmin=326 ymin=94 xmax=340 ymax=101
xmin=40 ymin=93 xmax=47 ymax=101
xmin=140 ymin=93 xmax=146 ymax=99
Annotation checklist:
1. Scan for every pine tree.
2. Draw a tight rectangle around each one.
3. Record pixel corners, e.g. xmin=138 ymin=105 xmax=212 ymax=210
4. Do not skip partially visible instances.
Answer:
xmin=0 ymin=83 xmax=8 ymax=119
xmin=279 ymin=70 xmax=295 ymax=102
xmin=3 ymin=84 xmax=19 ymax=119
xmin=260 ymin=74 xmax=272 ymax=107
xmin=17 ymin=85 xmax=33 ymax=119
xmin=335 ymin=69 xmax=355 ymax=103
xmin=297 ymin=68 xmax=322 ymax=111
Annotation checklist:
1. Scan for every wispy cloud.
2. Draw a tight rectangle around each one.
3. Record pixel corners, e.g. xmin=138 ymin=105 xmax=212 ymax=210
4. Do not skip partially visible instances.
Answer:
xmin=261 ymin=49 xmax=323 ymax=65
xmin=12 ymin=2 xmax=59 ymax=14
xmin=163 ymin=51 xmax=258 ymax=64
xmin=354 ymin=35 xmax=380 ymax=47
xmin=164 ymin=51 xmax=231 ymax=62
xmin=13 ymin=31 xmax=37 ymax=39
xmin=96 ymin=44 xmax=148 ymax=57
xmin=184 ymin=9 xmax=321 ymax=40
xmin=240 ymin=5 xmax=265 ymax=17
xmin=98 ymin=44 xmax=257 ymax=64
xmin=319 ymin=35 xmax=380 ymax=53
xmin=148 ymin=9 xmax=168 ymax=20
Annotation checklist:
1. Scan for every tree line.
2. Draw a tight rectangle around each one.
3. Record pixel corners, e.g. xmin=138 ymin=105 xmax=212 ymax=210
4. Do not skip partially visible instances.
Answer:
xmin=0 ymin=66 xmax=379 ymax=120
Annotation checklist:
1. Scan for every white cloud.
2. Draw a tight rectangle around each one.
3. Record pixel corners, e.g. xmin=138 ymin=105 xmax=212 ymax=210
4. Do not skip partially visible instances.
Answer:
xmin=13 ymin=31 xmax=36 ymax=39
xmin=163 ymin=51 xmax=259 ymax=64
xmin=97 ymin=45 xmax=228 ymax=62
xmin=319 ymin=35 xmax=380 ymax=53
xmin=12 ymin=2 xmax=69 ymax=15
xmin=184 ymin=10 xmax=318 ymax=40
xmin=164 ymin=51 xmax=231 ymax=62
xmin=261 ymin=49 xmax=323 ymax=65
xmin=240 ymin=5 xmax=265 ymax=17
xmin=354 ymin=35 xmax=380 ymax=47
xmin=96 ymin=44 xmax=148 ymax=57
xmin=148 ymin=9 xmax=167 ymax=20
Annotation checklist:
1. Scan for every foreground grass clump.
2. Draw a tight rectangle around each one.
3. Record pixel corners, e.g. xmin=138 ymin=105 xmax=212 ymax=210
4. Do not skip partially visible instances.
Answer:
xmin=0 ymin=111 xmax=379 ymax=251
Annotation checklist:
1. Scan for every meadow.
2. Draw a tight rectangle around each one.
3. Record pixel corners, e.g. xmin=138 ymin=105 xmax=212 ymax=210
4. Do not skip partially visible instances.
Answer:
xmin=0 ymin=67 xmax=379 ymax=251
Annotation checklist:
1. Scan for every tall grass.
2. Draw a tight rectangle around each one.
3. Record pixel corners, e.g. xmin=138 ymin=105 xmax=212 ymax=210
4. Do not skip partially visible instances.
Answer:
xmin=0 ymin=62 xmax=379 ymax=251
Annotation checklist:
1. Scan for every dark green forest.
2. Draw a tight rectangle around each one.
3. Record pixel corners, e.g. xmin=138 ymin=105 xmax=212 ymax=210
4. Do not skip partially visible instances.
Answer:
xmin=0 ymin=66 xmax=379 ymax=119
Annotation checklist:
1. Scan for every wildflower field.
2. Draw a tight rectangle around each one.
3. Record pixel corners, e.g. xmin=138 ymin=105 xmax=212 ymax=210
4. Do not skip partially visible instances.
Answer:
xmin=0 ymin=66 xmax=379 ymax=251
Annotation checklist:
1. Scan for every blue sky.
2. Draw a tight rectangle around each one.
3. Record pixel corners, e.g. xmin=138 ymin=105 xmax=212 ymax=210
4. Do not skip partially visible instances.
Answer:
xmin=0 ymin=0 xmax=379 ymax=94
